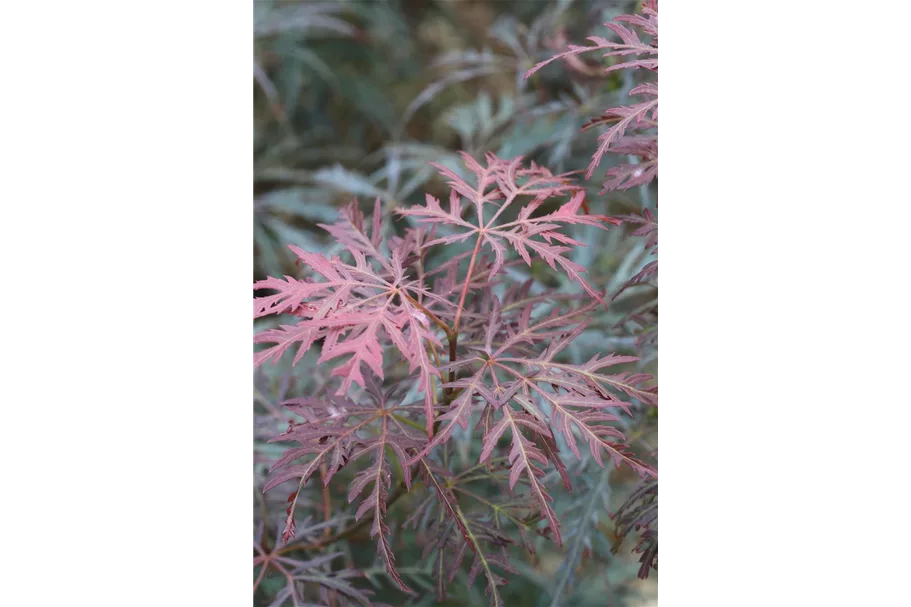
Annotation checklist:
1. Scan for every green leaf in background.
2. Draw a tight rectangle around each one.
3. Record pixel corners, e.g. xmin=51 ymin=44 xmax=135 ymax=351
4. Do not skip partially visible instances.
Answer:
xmin=313 ymin=165 xmax=391 ymax=202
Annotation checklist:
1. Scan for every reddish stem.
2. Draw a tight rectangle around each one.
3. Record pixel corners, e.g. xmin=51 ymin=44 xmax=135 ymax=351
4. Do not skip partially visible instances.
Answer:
xmin=319 ymin=462 xmax=331 ymax=539
xmin=448 ymin=235 xmax=483 ymax=387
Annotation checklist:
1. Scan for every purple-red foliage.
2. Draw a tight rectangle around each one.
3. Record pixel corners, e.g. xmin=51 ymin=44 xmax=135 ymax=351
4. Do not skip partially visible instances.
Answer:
xmin=255 ymin=154 xmax=656 ymax=602
xmin=254 ymin=1 xmax=660 ymax=600
xmin=525 ymin=0 xmax=658 ymax=191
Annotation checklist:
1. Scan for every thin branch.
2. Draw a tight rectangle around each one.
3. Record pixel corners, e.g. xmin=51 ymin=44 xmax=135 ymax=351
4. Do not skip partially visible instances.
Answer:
xmin=401 ymin=291 xmax=453 ymax=340
xmin=276 ymin=483 xmax=408 ymax=556
xmin=320 ymin=462 xmax=332 ymax=539
xmin=448 ymin=235 xmax=484 ymax=394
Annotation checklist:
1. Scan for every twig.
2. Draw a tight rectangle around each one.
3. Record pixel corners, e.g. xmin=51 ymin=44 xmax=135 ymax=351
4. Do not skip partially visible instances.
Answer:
xmin=276 ymin=483 xmax=408 ymax=556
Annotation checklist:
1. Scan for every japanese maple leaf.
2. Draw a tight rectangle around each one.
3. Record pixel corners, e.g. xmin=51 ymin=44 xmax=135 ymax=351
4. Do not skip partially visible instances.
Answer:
xmin=254 ymin=199 xmax=445 ymax=436
xmin=263 ymin=377 xmax=426 ymax=593
xmin=584 ymin=84 xmax=657 ymax=181
xmin=396 ymin=152 xmax=620 ymax=306
xmin=611 ymin=477 xmax=659 ymax=578
xmin=599 ymin=135 xmax=658 ymax=192
xmin=405 ymin=297 xmax=655 ymax=546
xmin=253 ymin=520 xmax=373 ymax=607
xmin=525 ymin=1 xmax=658 ymax=183
xmin=523 ymin=11 xmax=657 ymax=81
xmin=410 ymin=458 xmax=522 ymax=607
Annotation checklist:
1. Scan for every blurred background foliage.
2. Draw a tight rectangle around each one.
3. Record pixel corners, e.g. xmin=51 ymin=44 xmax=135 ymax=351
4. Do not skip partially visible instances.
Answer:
xmin=254 ymin=1 xmax=657 ymax=605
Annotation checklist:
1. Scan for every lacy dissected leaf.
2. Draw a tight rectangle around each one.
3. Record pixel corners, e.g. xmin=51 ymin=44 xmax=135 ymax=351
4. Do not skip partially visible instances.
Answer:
xmin=406 ymin=296 xmax=655 ymax=549
xmin=263 ymin=378 xmax=425 ymax=592
xmin=415 ymin=298 xmax=654 ymax=453
xmin=490 ymin=407 xmax=562 ymax=545
xmin=525 ymin=1 xmax=658 ymax=184
xmin=613 ymin=478 xmax=658 ymax=579
xmin=396 ymin=152 xmax=620 ymax=306
xmin=254 ymin=199 xmax=445 ymax=435
xmin=347 ymin=417 xmax=412 ymax=593
xmin=504 ymin=371 xmax=647 ymax=475
xmin=600 ymin=136 xmax=658 ymax=191
xmin=612 ymin=207 xmax=658 ymax=359
xmin=253 ymin=520 xmax=373 ymax=607
xmin=523 ymin=12 xmax=657 ymax=79
xmin=624 ymin=207 xmax=658 ymax=251
xmin=586 ymin=86 xmax=657 ymax=183
xmin=410 ymin=459 xmax=523 ymax=607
